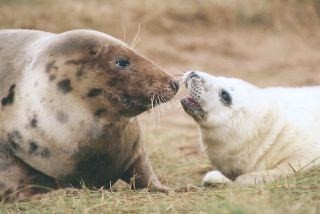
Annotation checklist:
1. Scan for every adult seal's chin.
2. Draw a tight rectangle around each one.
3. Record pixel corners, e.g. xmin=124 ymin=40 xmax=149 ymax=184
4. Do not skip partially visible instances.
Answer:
xmin=181 ymin=97 xmax=207 ymax=122
xmin=119 ymin=98 xmax=150 ymax=117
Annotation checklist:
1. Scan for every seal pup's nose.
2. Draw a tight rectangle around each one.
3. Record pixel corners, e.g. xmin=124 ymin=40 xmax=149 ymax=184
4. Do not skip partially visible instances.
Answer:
xmin=185 ymin=71 xmax=200 ymax=87
xmin=187 ymin=71 xmax=200 ymax=80
xmin=170 ymin=80 xmax=180 ymax=93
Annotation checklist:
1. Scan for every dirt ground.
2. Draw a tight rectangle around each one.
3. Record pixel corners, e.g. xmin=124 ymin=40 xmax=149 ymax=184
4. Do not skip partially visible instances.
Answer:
xmin=1 ymin=0 xmax=320 ymax=213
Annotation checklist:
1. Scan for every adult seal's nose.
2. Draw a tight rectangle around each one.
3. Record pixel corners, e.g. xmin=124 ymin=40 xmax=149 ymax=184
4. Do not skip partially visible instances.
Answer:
xmin=170 ymin=80 xmax=180 ymax=93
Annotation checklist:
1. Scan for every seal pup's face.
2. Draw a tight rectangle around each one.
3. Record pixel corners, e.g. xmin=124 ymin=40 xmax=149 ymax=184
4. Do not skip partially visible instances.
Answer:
xmin=181 ymin=71 xmax=259 ymax=128
xmin=41 ymin=31 xmax=179 ymax=118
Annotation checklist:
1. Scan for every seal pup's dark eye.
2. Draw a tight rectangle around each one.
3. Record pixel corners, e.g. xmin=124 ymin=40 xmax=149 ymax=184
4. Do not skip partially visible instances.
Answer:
xmin=116 ymin=58 xmax=130 ymax=69
xmin=219 ymin=89 xmax=232 ymax=106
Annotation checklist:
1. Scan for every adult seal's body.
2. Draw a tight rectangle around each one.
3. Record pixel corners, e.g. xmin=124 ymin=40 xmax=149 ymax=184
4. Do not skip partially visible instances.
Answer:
xmin=0 ymin=29 xmax=179 ymax=201
xmin=181 ymin=71 xmax=320 ymax=186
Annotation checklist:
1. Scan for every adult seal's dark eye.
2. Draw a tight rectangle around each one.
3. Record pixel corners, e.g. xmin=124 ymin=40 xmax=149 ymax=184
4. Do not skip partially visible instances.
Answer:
xmin=220 ymin=89 xmax=232 ymax=106
xmin=116 ymin=59 xmax=130 ymax=69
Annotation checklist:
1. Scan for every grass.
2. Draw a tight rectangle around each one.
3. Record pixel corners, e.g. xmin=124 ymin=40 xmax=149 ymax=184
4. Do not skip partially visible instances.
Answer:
xmin=1 ymin=165 xmax=320 ymax=213
xmin=1 ymin=0 xmax=320 ymax=213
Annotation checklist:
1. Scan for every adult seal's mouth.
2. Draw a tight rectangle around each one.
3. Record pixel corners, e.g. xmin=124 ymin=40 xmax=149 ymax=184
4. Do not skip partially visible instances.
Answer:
xmin=120 ymin=94 xmax=171 ymax=117
xmin=181 ymin=96 xmax=207 ymax=121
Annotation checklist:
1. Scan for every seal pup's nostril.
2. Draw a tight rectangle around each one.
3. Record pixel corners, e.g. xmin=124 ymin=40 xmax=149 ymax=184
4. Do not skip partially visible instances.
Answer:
xmin=185 ymin=71 xmax=200 ymax=87
xmin=170 ymin=80 xmax=180 ymax=92
xmin=188 ymin=72 xmax=200 ymax=80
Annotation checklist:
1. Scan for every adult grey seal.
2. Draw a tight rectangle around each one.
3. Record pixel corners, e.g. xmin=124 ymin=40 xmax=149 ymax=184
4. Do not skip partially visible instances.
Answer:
xmin=0 ymin=29 xmax=179 ymax=201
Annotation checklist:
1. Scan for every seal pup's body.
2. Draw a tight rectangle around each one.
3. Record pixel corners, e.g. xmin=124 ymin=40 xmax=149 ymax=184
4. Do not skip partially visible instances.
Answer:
xmin=0 ymin=29 xmax=179 ymax=201
xmin=181 ymin=71 xmax=320 ymax=186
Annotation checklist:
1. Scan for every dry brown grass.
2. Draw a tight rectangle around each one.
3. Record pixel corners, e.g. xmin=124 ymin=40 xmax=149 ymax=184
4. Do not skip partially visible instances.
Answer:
xmin=1 ymin=0 xmax=320 ymax=213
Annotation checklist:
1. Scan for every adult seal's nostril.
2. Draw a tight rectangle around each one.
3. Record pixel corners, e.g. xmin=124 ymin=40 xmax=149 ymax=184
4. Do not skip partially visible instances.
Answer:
xmin=170 ymin=80 xmax=180 ymax=93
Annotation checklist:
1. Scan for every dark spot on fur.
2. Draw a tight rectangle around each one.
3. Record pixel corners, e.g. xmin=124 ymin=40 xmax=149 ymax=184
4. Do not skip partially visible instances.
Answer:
xmin=28 ymin=141 xmax=38 ymax=154
xmin=25 ymin=140 xmax=51 ymax=158
xmin=76 ymin=66 xmax=85 ymax=78
xmin=30 ymin=117 xmax=38 ymax=128
xmin=89 ymin=48 xmax=97 ymax=56
xmin=0 ymin=145 xmax=16 ymax=171
xmin=7 ymin=131 xmax=22 ymax=151
xmin=87 ymin=88 xmax=103 ymax=97
xmin=9 ymin=141 xmax=18 ymax=151
xmin=95 ymin=108 xmax=106 ymax=117
xmin=41 ymin=148 xmax=51 ymax=158
xmin=46 ymin=60 xmax=58 ymax=73
xmin=1 ymin=84 xmax=15 ymax=106
xmin=56 ymin=111 xmax=69 ymax=123
xmin=65 ymin=59 xmax=91 ymax=65
xmin=49 ymin=74 xmax=56 ymax=81
xmin=57 ymin=79 xmax=72 ymax=93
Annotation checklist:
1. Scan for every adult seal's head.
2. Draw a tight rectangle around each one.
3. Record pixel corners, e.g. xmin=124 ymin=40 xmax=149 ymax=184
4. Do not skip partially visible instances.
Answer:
xmin=34 ymin=30 xmax=179 ymax=118
xmin=0 ymin=29 xmax=178 ymax=201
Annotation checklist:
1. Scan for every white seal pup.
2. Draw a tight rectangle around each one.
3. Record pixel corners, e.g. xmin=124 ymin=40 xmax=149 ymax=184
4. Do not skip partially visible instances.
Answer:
xmin=0 ymin=29 xmax=179 ymax=201
xmin=181 ymin=71 xmax=320 ymax=186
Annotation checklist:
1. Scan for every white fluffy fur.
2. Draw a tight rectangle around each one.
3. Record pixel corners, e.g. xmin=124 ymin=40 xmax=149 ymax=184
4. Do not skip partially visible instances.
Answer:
xmin=183 ymin=71 xmax=320 ymax=186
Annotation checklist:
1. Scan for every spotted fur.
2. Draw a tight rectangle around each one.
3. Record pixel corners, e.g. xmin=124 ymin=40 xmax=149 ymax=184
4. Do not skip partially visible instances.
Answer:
xmin=0 ymin=29 xmax=179 ymax=201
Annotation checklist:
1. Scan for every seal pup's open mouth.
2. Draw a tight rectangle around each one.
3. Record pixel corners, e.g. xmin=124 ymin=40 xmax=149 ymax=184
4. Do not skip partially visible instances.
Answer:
xmin=180 ymin=71 xmax=207 ymax=121
xmin=181 ymin=96 xmax=206 ymax=121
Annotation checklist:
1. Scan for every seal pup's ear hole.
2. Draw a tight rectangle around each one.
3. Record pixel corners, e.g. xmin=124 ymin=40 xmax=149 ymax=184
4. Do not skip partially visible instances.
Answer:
xmin=115 ymin=58 xmax=130 ymax=70
xmin=219 ymin=89 xmax=232 ymax=106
